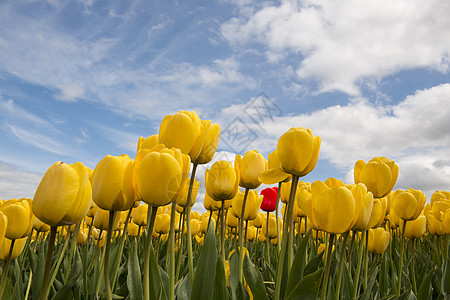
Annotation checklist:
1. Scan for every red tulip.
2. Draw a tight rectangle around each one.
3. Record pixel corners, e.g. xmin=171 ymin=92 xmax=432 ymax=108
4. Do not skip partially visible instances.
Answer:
xmin=260 ymin=187 xmax=278 ymax=212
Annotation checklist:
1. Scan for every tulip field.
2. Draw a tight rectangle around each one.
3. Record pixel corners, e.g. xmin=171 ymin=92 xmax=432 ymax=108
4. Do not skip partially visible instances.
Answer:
xmin=0 ymin=110 xmax=450 ymax=300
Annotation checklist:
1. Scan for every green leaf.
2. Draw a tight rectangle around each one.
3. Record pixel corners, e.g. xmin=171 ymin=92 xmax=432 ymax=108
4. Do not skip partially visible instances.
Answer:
xmin=51 ymin=270 xmax=81 ymax=300
xmin=149 ymin=245 xmax=167 ymax=300
xmin=285 ymin=230 xmax=311 ymax=297
xmin=14 ymin=259 xmax=23 ymax=298
xmin=213 ymin=257 xmax=229 ymax=300
xmin=303 ymin=251 xmax=324 ymax=277
xmin=235 ymin=281 xmax=250 ymax=300
xmin=32 ymin=238 xmax=46 ymax=300
xmin=190 ymin=222 xmax=217 ymax=300
xmin=127 ymin=238 xmax=142 ymax=300
xmin=442 ymin=259 xmax=450 ymax=295
xmin=418 ymin=268 xmax=439 ymax=300
xmin=176 ymin=275 xmax=191 ymax=300
xmin=341 ymin=256 xmax=354 ymax=300
xmin=243 ymin=253 xmax=269 ymax=300
xmin=285 ymin=267 xmax=323 ymax=300
xmin=359 ymin=267 xmax=379 ymax=300
xmin=380 ymin=251 xmax=389 ymax=298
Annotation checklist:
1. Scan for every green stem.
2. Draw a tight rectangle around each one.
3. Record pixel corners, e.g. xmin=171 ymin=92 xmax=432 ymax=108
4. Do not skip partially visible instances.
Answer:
xmin=169 ymin=202 xmax=177 ymax=300
xmin=39 ymin=226 xmax=57 ymax=300
xmin=321 ymin=234 xmax=335 ymax=300
xmin=238 ymin=188 xmax=250 ymax=283
xmin=397 ymin=220 xmax=407 ymax=296
xmin=274 ymin=175 xmax=299 ymax=300
xmin=111 ymin=206 xmax=134 ymax=291
xmin=286 ymin=176 xmax=300 ymax=274
xmin=186 ymin=163 xmax=197 ymax=289
xmin=143 ymin=205 xmax=158 ymax=300
xmin=175 ymin=209 xmax=186 ymax=281
xmin=220 ymin=200 xmax=226 ymax=269
xmin=410 ymin=239 xmax=417 ymax=295
xmin=363 ymin=230 xmax=369 ymax=289
xmin=103 ymin=210 xmax=117 ymax=300
xmin=266 ymin=211 xmax=271 ymax=266
xmin=335 ymin=231 xmax=349 ymax=300
xmin=65 ymin=222 xmax=81 ymax=282
xmin=276 ymin=182 xmax=282 ymax=254
xmin=0 ymin=239 xmax=15 ymax=299
xmin=352 ymin=231 xmax=365 ymax=299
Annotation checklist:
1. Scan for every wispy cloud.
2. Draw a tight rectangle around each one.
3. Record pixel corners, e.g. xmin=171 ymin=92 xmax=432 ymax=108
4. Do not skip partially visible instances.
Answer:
xmin=0 ymin=161 xmax=43 ymax=199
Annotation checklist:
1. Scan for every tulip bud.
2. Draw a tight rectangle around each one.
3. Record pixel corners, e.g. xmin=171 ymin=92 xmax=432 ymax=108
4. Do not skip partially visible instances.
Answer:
xmin=402 ymin=215 xmax=426 ymax=239
xmin=205 ymin=160 xmax=240 ymax=201
xmin=177 ymin=178 xmax=200 ymax=208
xmin=0 ymin=237 xmax=27 ymax=260
xmin=354 ymin=157 xmax=399 ymax=198
xmin=235 ymin=150 xmax=267 ymax=189
xmin=392 ymin=188 xmax=426 ymax=221
xmin=155 ymin=214 xmax=170 ymax=235
xmin=260 ymin=187 xmax=278 ymax=212
xmin=276 ymin=127 xmax=321 ymax=177
xmin=132 ymin=204 xmax=148 ymax=227
xmin=262 ymin=214 xmax=279 ymax=239
xmin=232 ymin=190 xmax=263 ymax=221
xmin=0 ymin=198 xmax=34 ymax=240
xmin=367 ymin=227 xmax=390 ymax=255
xmin=33 ymin=161 xmax=92 ymax=227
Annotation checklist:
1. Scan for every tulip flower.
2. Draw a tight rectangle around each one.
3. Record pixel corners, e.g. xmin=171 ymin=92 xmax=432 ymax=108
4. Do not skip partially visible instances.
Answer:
xmin=442 ymin=208 xmax=450 ymax=234
xmin=0 ymin=213 xmax=6 ymax=252
xmin=33 ymin=161 xmax=92 ymax=227
xmin=155 ymin=214 xmax=171 ymax=235
xmin=367 ymin=227 xmax=390 ymax=255
xmin=158 ymin=110 xmax=220 ymax=164
xmin=262 ymin=214 xmax=278 ymax=239
xmin=348 ymin=184 xmax=374 ymax=231
xmin=33 ymin=217 xmax=51 ymax=233
xmin=235 ymin=150 xmax=267 ymax=189
xmin=232 ymin=190 xmax=263 ymax=221
xmin=91 ymin=154 xmax=135 ymax=212
xmin=276 ymin=127 xmax=321 ymax=178
xmin=427 ymin=214 xmax=445 ymax=235
xmin=0 ymin=198 xmax=34 ymax=240
xmin=0 ymin=237 xmax=27 ymax=260
xmin=310 ymin=180 xmax=355 ymax=234
xmin=392 ymin=188 xmax=426 ymax=221
xmin=132 ymin=204 xmax=148 ymax=227
xmin=137 ymin=134 xmax=159 ymax=151
xmin=402 ymin=215 xmax=426 ymax=239
xmin=250 ymin=212 xmax=263 ymax=229
xmin=135 ymin=145 xmax=190 ymax=207
xmin=354 ymin=157 xmax=399 ymax=198
xmin=177 ymin=178 xmax=200 ymax=208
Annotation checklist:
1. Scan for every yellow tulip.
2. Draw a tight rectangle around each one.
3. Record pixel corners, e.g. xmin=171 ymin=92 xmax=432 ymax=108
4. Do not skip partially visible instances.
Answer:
xmin=258 ymin=150 xmax=292 ymax=185
xmin=354 ymin=157 xmax=399 ymax=198
xmin=137 ymin=134 xmax=159 ymax=151
xmin=367 ymin=227 xmax=390 ymax=255
xmin=0 ymin=198 xmax=34 ymax=240
xmin=348 ymin=184 xmax=374 ymax=231
xmin=33 ymin=161 xmax=92 ymax=227
xmin=203 ymin=192 xmax=220 ymax=212
xmin=366 ymin=198 xmax=384 ymax=229
xmin=262 ymin=214 xmax=279 ymax=239
xmin=77 ymin=228 xmax=88 ymax=245
xmin=226 ymin=208 xmax=239 ymax=228
xmin=247 ymin=226 xmax=257 ymax=242
xmin=442 ymin=208 xmax=450 ymax=234
xmin=402 ymin=215 xmax=426 ymax=239
xmin=154 ymin=214 xmax=170 ymax=235
xmin=276 ymin=127 xmax=321 ymax=177
xmin=0 ymin=213 xmax=6 ymax=249
xmin=232 ymin=190 xmax=263 ymax=221
xmin=205 ymin=160 xmax=240 ymax=201
xmin=0 ymin=237 xmax=27 ymax=260
xmin=93 ymin=208 xmax=121 ymax=231
xmin=177 ymin=178 xmax=200 ymax=207
xmin=392 ymin=188 xmax=426 ymax=221
xmin=427 ymin=214 xmax=445 ymax=235
xmin=235 ymin=150 xmax=267 ymax=189
xmin=430 ymin=190 xmax=450 ymax=204
xmin=159 ymin=110 xmax=220 ymax=164
xmin=91 ymin=154 xmax=135 ymax=211
xmin=250 ymin=213 xmax=263 ymax=228
xmin=310 ymin=180 xmax=355 ymax=234
xmin=127 ymin=222 xmax=140 ymax=237
xmin=431 ymin=200 xmax=450 ymax=221
xmin=200 ymin=216 xmax=215 ymax=234
xmin=33 ymin=217 xmax=51 ymax=233
xmin=135 ymin=145 xmax=191 ymax=207
xmin=186 ymin=219 xmax=200 ymax=237
xmin=132 ymin=204 xmax=148 ymax=227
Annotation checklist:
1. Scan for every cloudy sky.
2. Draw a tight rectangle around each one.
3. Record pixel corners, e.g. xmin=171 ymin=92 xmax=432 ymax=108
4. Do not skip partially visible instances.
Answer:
xmin=1 ymin=0 xmax=450 ymax=212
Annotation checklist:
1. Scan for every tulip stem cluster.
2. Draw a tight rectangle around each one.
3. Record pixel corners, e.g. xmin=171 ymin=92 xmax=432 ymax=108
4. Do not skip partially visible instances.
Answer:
xmin=103 ymin=210 xmax=117 ymax=300
xmin=185 ymin=163 xmax=198 ymax=289
xmin=397 ymin=220 xmax=407 ymax=296
xmin=143 ymin=205 xmax=158 ymax=300
xmin=0 ymin=238 xmax=15 ymax=299
xmin=321 ymin=233 xmax=335 ymax=300
xmin=238 ymin=188 xmax=250 ymax=284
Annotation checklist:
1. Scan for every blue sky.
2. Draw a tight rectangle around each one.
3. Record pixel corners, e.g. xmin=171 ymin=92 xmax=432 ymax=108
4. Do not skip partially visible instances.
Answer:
xmin=1 ymin=0 xmax=450 ymax=212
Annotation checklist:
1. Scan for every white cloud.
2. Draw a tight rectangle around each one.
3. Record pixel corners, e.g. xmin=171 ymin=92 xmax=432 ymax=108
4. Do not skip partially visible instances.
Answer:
xmin=220 ymin=83 xmax=450 ymax=198
xmin=221 ymin=0 xmax=450 ymax=95
xmin=0 ymin=161 xmax=42 ymax=200
xmin=56 ymin=84 xmax=85 ymax=102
